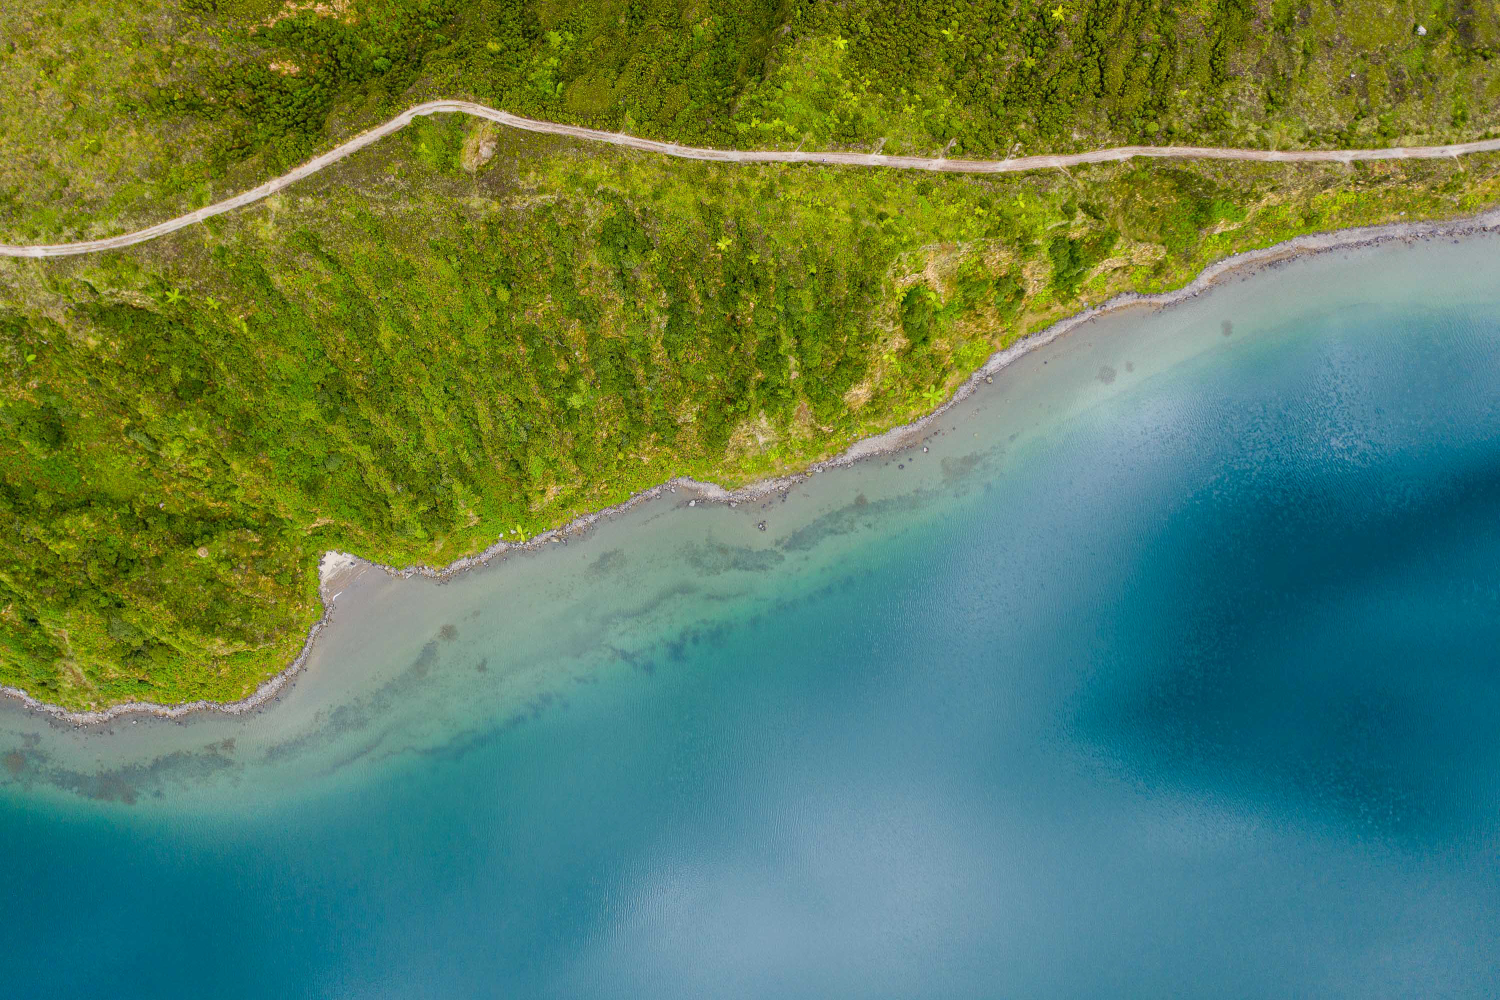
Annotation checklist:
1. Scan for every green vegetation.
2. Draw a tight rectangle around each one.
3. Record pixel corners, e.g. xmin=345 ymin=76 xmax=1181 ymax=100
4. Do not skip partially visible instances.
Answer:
xmin=9 ymin=0 xmax=1500 ymax=243
xmin=6 ymin=1 xmax=1500 ymax=709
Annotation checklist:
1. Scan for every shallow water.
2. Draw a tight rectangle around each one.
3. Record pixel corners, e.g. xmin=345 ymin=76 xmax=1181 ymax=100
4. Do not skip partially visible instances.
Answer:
xmin=4 ymin=235 xmax=1500 ymax=997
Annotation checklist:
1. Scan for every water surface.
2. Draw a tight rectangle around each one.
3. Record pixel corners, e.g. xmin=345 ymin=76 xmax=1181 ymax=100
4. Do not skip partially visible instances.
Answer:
xmin=3 ymin=235 xmax=1500 ymax=997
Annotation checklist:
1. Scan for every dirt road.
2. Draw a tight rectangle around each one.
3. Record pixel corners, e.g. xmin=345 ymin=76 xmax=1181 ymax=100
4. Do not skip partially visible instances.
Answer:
xmin=5 ymin=99 xmax=1497 ymax=259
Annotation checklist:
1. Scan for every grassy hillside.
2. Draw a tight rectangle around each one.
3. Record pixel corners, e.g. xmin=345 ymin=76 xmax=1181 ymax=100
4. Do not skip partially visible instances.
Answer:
xmin=6 ymin=1 xmax=1500 ymax=708
xmin=7 ymin=0 xmax=1500 ymax=242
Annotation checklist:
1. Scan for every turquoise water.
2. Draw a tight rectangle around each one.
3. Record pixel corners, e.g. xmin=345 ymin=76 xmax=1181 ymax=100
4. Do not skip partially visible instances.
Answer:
xmin=4 ymin=236 xmax=1500 ymax=997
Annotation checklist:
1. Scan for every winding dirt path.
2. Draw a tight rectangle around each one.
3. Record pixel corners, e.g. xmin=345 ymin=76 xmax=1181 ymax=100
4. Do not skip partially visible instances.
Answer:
xmin=5 ymin=99 xmax=1500 ymax=259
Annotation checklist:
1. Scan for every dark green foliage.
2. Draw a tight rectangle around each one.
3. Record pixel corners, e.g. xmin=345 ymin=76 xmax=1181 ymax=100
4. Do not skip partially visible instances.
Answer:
xmin=150 ymin=0 xmax=464 ymax=170
xmin=1047 ymin=229 xmax=1118 ymax=296
xmin=992 ymin=272 xmax=1026 ymax=323
xmin=901 ymin=284 xmax=938 ymax=347
xmin=948 ymin=259 xmax=994 ymax=314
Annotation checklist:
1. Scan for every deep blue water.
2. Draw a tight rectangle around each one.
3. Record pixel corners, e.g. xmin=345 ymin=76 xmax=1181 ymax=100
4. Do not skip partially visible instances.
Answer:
xmin=3 ymin=240 xmax=1500 ymax=997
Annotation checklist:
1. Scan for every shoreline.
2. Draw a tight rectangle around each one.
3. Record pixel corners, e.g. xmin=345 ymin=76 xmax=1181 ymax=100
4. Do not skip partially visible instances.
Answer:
xmin=7 ymin=205 xmax=1500 ymax=725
